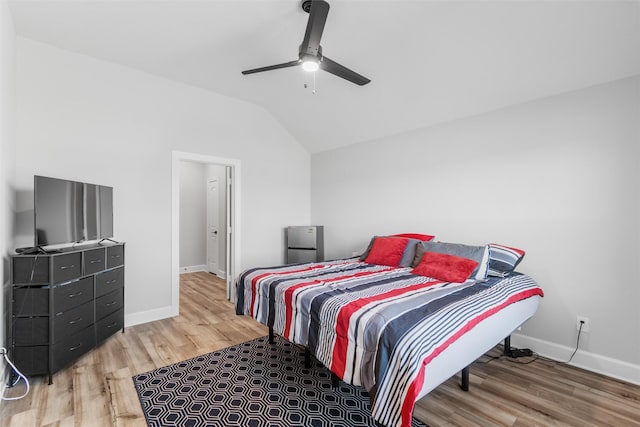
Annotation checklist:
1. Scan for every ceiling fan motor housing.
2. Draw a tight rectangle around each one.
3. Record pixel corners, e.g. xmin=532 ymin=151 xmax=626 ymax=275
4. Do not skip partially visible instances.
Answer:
xmin=300 ymin=44 xmax=322 ymax=60
xmin=301 ymin=1 xmax=313 ymax=13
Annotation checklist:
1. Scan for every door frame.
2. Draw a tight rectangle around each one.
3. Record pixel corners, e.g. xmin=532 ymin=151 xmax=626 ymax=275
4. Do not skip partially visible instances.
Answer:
xmin=171 ymin=151 xmax=241 ymax=316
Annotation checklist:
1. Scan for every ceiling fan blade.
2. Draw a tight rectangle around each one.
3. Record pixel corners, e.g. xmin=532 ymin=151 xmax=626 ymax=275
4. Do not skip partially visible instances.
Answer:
xmin=300 ymin=0 xmax=330 ymax=57
xmin=320 ymin=56 xmax=371 ymax=86
xmin=242 ymin=60 xmax=301 ymax=75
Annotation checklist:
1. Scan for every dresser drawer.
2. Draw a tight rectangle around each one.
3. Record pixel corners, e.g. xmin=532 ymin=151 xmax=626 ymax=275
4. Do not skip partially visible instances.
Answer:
xmin=95 ymin=267 xmax=124 ymax=297
xmin=95 ymin=288 xmax=124 ymax=320
xmin=97 ymin=308 xmax=123 ymax=343
xmin=13 ymin=345 xmax=49 ymax=375
xmin=53 ymin=277 xmax=93 ymax=314
xmin=52 ymin=326 xmax=96 ymax=373
xmin=13 ymin=286 xmax=49 ymax=316
xmin=52 ymin=253 xmax=82 ymax=284
xmin=53 ymin=300 xmax=94 ymax=344
xmin=83 ymin=248 xmax=106 ymax=275
xmin=13 ymin=316 xmax=49 ymax=345
xmin=106 ymin=246 xmax=124 ymax=269
xmin=12 ymin=256 xmax=49 ymax=285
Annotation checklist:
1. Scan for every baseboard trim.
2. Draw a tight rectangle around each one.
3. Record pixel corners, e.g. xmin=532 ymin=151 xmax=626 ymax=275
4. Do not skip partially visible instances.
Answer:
xmin=125 ymin=305 xmax=175 ymax=327
xmin=511 ymin=333 xmax=640 ymax=386
xmin=179 ymin=265 xmax=206 ymax=274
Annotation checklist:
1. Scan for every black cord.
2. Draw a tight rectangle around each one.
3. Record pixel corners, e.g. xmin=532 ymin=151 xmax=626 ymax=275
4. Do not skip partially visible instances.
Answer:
xmin=478 ymin=324 xmax=584 ymax=368
xmin=505 ymin=354 xmax=539 ymax=365
xmin=503 ymin=326 xmax=584 ymax=366
xmin=476 ymin=349 xmax=505 ymax=364
xmin=477 ymin=352 xmax=539 ymax=365
xmin=526 ymin=322 xmax=584 ymax=366
xmin=559 ymin=321 xmax=583 ymax=364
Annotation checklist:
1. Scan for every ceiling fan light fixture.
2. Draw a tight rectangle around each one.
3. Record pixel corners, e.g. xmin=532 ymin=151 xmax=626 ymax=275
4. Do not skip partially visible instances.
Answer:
xmin=301 ymin=58 xmax=319 ymax=72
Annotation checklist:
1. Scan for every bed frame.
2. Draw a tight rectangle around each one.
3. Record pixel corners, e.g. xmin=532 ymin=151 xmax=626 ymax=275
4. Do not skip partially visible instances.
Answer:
xmin=267 ymin=295 xmax=539 ymax=397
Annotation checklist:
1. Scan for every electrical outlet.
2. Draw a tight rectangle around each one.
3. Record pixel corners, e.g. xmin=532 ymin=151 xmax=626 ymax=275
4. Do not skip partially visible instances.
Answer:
xmin=576 ymin=316 xmax=590 ymax=333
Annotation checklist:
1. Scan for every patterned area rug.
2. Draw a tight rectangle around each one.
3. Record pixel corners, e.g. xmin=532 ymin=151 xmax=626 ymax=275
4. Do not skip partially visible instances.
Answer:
xmin=133 ymin=336 xmax=428 ymax=427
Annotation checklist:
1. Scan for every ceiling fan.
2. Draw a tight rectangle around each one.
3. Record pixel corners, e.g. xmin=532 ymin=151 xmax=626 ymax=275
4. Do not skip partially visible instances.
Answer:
xmin=241 ymin=0 xmax=371 ymax=86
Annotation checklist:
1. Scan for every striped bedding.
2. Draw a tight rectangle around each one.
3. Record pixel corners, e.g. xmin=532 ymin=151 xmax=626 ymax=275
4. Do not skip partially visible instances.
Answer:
xmin=235 ymin=259 xmax=543 ymax=427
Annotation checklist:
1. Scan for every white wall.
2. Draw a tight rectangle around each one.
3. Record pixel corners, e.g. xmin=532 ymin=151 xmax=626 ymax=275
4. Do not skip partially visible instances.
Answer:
xmin=15 ymin=38 xmax=311 ymax=323
xmin=0 ymin=0 xmax=16 ymax=386
xmin=179 ymin=161 xmax=206 ymax=271
xmin=311 ymin=76 xmax=640 ymax=383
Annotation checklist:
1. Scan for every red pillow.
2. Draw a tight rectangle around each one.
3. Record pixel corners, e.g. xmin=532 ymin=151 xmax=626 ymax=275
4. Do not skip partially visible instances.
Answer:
xmin=364 ymin=237 xmax=409 ymax=267
xmin=392 ymin=233 xmax=435 ymax=241
xmin=411 ymin=251 xmax=479 ymax=283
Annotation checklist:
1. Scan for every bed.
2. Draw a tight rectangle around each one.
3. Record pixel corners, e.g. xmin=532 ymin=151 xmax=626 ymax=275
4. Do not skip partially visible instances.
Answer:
xmin=235 ymin=235 xmax=543 ymax=427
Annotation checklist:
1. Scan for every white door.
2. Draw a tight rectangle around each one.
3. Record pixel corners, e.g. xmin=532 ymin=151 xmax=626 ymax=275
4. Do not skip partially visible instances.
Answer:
xmin=206 ymin=177 xmax=219 ymax=275
xmin=225 ymin=167 xmax=233 ymax=298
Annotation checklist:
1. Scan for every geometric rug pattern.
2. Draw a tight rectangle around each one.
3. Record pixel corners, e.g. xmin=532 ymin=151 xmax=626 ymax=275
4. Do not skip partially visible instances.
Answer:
xmin=132 ymin=335 xmax=428 ymax=427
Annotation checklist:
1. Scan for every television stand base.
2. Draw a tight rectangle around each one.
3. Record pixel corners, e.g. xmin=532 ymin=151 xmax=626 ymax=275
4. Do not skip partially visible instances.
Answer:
xmin=99 ymin=238 xmax=120 ymax=245
xmin=14 ymin=246 xmax=50 ymax=255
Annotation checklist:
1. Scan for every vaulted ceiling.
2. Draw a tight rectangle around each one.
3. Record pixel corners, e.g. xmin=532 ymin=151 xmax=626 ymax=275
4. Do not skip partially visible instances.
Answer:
xmin=8 ymin=0 xmax=640 ymax=152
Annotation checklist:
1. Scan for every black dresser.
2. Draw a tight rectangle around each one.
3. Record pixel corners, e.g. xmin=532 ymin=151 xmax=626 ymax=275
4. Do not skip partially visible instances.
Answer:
xmin=9 ymin=242 xmax=125 ymax=383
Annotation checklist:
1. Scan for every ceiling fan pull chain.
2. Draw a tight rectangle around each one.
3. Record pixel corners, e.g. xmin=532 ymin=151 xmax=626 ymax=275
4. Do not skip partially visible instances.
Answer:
xmin=313 ymin=71 xmax=317 ymax=94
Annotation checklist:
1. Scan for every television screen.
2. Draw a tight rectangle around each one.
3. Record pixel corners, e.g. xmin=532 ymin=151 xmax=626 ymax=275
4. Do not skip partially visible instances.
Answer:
xmin=34 ymin=176 xmax=114 ymax=247
xmin=98 ymin=185 xmax=113 ymax=239
xmin=84 ymin=183 xmax=100 ymax=241
xmin=35 ymin=176 xmax=84 ymax=246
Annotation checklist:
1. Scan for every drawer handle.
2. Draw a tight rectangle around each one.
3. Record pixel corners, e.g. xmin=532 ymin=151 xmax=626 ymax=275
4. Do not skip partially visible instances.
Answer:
xmin=105 ymin=301 xmax=117 ymax=307
xmin=69 ymin=343 xmax=82 ymax=351
xmin=105 ymin=280 xmax=117 ymax=285
xmin=68 ymin=317 xmax=83 ymax=325
xmin=106 ymin=321 xmax=118 ymax=328
xmin=90 ymin=259 xmax=102 ymax=264
xmin=59 ymin=265 xmax=75 ymax=270
xmin=68 ymin=291 xmax=83 ymax=298
xmin=111 ymin=255 xmax=121 ymax=259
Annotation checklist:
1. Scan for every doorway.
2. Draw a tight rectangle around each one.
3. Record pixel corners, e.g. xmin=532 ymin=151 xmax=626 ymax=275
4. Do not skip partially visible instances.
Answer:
xmin=171 ymin=151 xmax=241 ymax=316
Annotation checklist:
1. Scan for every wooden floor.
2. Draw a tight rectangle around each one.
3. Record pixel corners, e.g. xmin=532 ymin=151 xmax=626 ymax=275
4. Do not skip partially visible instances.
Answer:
xmin=2 ymin=272 xmax=639 ymax=426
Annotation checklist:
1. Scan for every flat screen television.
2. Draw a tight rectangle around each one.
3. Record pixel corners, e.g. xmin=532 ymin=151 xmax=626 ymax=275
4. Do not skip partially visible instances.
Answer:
xmin=34 ymin=175 xmax=114 ymax=247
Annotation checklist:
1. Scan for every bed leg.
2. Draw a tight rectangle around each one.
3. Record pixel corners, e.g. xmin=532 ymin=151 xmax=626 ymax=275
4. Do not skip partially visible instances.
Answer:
xmin=504 ymin=335 xmax=511 ymax=357
xmin=304 ymin=348 xmax=311 ymax=368
xmin=331 ymin=372 xmax=339 ymax=388
xmin=461 ymin=366 xmax=470 ymax=392
xmin=269 ymin=326 xmax=274 ymax=344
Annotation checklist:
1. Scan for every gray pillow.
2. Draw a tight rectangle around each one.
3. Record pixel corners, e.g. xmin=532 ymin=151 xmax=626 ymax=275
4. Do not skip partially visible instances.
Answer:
xmin=412 ymin=241 xmax=489 ymax=280
xmin=398 ymin=239 xmax=420 ymax=267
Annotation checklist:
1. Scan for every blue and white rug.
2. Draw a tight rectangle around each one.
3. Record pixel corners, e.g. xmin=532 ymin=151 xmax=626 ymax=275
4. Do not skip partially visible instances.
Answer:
xmin=132 ymin=335 xmax=428 ymax=427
